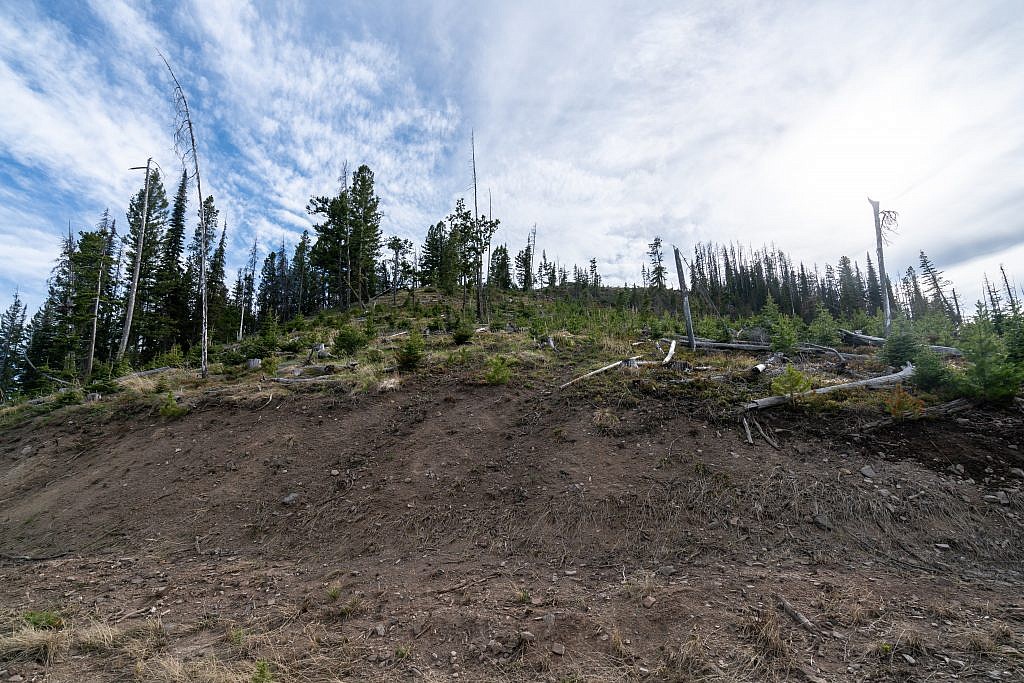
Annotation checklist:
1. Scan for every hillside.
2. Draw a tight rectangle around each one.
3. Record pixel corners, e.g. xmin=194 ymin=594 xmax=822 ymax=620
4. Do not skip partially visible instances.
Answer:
xmin=1 ymin=308 xmax=1022 ymax=682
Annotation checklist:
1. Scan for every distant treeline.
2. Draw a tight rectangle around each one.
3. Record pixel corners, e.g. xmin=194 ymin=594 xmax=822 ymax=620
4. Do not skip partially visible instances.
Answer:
xmin=1 ymin=163 xmax=1021 ymax=398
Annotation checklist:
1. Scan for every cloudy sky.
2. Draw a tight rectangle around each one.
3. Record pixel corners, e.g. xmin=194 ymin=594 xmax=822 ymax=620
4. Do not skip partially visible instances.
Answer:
xmin=1 ymin=0 xmax=1022 ymax=310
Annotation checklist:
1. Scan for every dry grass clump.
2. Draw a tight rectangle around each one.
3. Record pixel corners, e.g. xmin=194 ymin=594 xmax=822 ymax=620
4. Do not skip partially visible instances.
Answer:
xmin=657 ymin=634 xmax=723 ymax=681
xmin=0 ymin=626 xmax=69 ymax=665
xmin=740 ymin=611 xmax=788 ymax=661
xmin=620 ymin=569 xmax=657 ymax=600
xmin=592 ymin=407 xmax=620 ymax=430
xmin=135 ymin=654 xmax=252 ymax=683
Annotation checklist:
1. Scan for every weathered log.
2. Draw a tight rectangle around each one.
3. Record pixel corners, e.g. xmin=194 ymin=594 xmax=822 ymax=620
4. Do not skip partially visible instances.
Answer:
xmin=839 ymin=328 xmax=962 ymax=357
xmin=742 ymin=363 xmax=915 ymax=411
xmin=559 ymin=357 xmax=641 ymax=389
xmin=662 ymin=339 xmax=677 ymax=365
xmin=245 ymin=358 xmax=262 ymax=370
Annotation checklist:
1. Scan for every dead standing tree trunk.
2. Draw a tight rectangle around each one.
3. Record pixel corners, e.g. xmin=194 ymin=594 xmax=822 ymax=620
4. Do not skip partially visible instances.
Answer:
xmin=116 ymin=159 xmax=152 ymax=363
xmin=672 ymin=246 xmax=696 ymax=351
xmin=868 ymin=198 xmax=894 ymax=337
xmin=161 ymin=52 xmax=209 ymax=378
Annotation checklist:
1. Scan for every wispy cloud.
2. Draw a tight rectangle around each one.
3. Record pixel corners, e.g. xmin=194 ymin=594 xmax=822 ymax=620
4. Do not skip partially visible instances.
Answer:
xmin=0 ymin=0 xmax=1021 ymax=311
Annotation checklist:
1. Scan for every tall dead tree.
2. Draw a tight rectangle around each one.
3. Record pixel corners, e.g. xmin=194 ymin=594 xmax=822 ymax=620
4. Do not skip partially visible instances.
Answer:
xmin=672 ymin=245 xmax=696 ymax=350
xmin=85 ymin=223 xmax=115 ymax=380
xmin=161 ymin=53 xmax=209 ymax=377
xmin=867 ymin=198 xmax=897 ymax=336
xmin=116 ymin=158 xmax=152 ymax=363
xmin=237 ymin=237 xmax=258 ymax=341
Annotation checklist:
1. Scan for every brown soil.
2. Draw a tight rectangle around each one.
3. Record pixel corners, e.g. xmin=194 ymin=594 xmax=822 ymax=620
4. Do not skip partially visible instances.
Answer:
xmin=1 ymin=362 xmax=1022 ymax=682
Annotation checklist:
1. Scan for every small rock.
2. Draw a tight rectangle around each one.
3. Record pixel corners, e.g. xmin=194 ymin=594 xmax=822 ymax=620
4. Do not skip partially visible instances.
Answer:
xmin=563 ymin=569 xmax=577 ymax=576
xmin=519 ymin=631 xmax=536 ymax=642
xmin=996 ymin=491 xmax=1009 ymax=505
xmin=373 ymin=624 xmax=385 ymax=637
xmin=1009 ymin=468 xmax=1024 ymax=479
xmin=281 ymin=492 xmax=300 ymax=506
xmin=860 ymin=465 xmax=878 ymax=479
xmin=330 ymin=469 xmax=340 ymax=476
xmin=935 ymin=543 xmax=951 ymax=550
xmin=902 ymin=653 xmax=916 ymax=665
xmin=813 ymin=514 xmax=833 ymax=531
xmin=550 ymin=642 xmax=565 ymax=656
xmin=487 ymin=639 xmax=504 ymax=653
xmin=642 ymin=595 xmax=657 ymax=608
xmin=19 ymin=445 xmax=33 ymax=456
xmin=657 ymin=565 xmax=676 ymax=576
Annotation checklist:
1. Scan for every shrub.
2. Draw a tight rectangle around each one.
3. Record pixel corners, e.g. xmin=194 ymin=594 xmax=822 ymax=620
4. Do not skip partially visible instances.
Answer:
xmin=240 ymin=335 xmax=276 ymax=361
xmin=484 ymin=356 xmax=512 ymax=385
xmin=395 ymin=333 xmax=424 ymax=371
xmin=770 ymin=316 xmax=799 ymax=353
xmin=771 ymin=365 xmax=812 ymax=400
xmin=1007 ymin=320 xmax=1024 ymax=364
xmin=909 ymin=349 xmax=952 ymax=393
xmin=159 ymin=392 xmax=188 ymax=419
xmin=958 ymin=322 xmax=1023 ymax=404
xmin=55 ymin=388 xmax=84 ymax=406
xmin=807 ymin=305 xmax=840 ymax=346
xmin=884 ymin=385 xmax=924 ymax=420
xmin=261 ymin=356 xmax=279 ymax=376
xmin=881 ymin=330 xmax=920 ymax=367
xmin=333 ymin=324 xmax=367 ymax=356
xmin=452 ymin=320 xmax=475 ymax=345
xmin=150 ymin=344 xmax=186 ymax=369
xmin=695 ymin=316 xmax=731 ymax=342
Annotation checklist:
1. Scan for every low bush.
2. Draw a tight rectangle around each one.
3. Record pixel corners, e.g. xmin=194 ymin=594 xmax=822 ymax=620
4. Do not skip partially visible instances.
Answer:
xmin=159 ymin=392 xmax=188 ymax=419
xmin=333 ymin=324 xmax=367 ymax=356
xmin=881 ymin=329 xmax=920 ymax=367
xmin=771 ymin=365 xmax=812 ymax=400
xmin=396 ymin=333 xmax=424 ymax=371
xmin=484 ymin=355 xmax=511 ymax=385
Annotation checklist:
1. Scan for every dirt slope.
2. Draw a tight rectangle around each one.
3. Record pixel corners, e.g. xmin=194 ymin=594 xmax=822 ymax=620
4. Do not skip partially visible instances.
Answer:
xmin=1 ymin=364 xmax=1022 ymax=682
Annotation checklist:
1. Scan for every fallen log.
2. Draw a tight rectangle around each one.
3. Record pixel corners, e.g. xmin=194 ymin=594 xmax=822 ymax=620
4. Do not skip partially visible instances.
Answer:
xmin=674 ymin=337 xmax=872 ymax=361
xmin=852 ymin=397 xmax=973 ymax=432
xmin=839 ymin=328 xmax=962 ymax=357
xmin=661 ymin=339 xmax=677 ymax=366
xmin=742 ymin=363 xmax=915 ymax=411
xmin=559 ymin=357 xmax=641 ymax=389
xmin=117 ymin=366 xmax=172 ymax=380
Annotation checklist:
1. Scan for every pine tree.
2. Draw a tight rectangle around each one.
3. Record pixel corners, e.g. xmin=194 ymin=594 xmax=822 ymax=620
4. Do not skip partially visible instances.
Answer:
xmin=120 ymin=170 xmax=169 ymax=361
xmin=0 ymin=291 xmax=28 ymax=398
xmin=488 ymin=244 xmax=513 ymax=290
xmin=348 ymin=164 xmax=382 ymax=302
xmin=648 ymin=237 xmax=667 ymax=289
xmin=918 ymin=251 xmax=955 ymax=321
xmin=154 ymin=171 xmax=189 ymax=351
xmin=865 ymin=254 xmax=882 ymax=315
xmin=207 ymin=224 xmax=230 ymax=341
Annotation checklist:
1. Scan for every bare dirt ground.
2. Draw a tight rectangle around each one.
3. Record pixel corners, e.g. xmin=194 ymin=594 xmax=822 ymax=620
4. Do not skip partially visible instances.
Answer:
xmin=1 ymin=357 xmax=1022 ymax=682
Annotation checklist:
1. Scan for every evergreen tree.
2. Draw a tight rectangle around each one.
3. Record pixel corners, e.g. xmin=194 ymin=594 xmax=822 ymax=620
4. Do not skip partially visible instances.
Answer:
xmin=154 ymin=171 xmax=189 ymax=351
xmin=207 ymin=224 xmax=230 ymax=341
xmin=0 ymin=291 xmax=28 ymax=398
xmin=488 ymin=244 xmax=513 ymax=290
xmin=348 ymin=164 xmax=383 ymax=302
xmin=121 ymin=171 xmax=170 ymax=360
xmin=648 ymin=237 xmax=667 ymax=289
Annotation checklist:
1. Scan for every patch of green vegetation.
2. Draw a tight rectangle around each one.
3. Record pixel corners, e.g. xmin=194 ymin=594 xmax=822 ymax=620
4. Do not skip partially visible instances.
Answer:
xmin=333 ymin=324 xmax=367 ymax=356
xmin=484 ymin=356 xmax=512 ymax=385
xmin=252 ymin=660 xmax=274 ymax=682
xmin=159 ymin=392 xmax=188 ymax=419
xmin=396 ymin=333 xmax=424 ymax=370
xmin=771 ymin=365 xmax=812 ymax=400
xmin=22 ymin=610 xmax=64 ymax=630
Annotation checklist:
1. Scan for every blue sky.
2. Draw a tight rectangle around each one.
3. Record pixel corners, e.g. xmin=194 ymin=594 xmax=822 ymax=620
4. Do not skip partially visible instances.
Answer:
xmin=1 ymin=0 xmax=1022 ymax=311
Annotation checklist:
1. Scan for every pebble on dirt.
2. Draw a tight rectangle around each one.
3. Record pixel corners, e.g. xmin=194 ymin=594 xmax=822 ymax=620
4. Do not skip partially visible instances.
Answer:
xmin=859 ymin=465 xmax=878 ymax=479
xmin=281 ymin=492 xmax=300 ymax=505
xmin=550 ymin=642 xmax=566 ymax=655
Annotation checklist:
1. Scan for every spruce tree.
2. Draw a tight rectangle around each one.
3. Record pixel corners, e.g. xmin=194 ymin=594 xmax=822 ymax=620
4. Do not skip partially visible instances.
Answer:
xmin=0 ymin=291 xmax=28 ymax=398
xmin=154 ymin=171 xmax=189 ymax=351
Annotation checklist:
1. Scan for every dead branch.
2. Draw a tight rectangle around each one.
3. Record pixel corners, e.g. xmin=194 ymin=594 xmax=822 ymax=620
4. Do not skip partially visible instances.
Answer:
xmin=776 ymin=593 xmax=819 ymax=637
xmin=742 ymin=363 xmax=915 ymax=411
xmin=559 ymin=357 xmax=641 ymax=389
xmin=661 ymin=339 xmax=677 ymax=365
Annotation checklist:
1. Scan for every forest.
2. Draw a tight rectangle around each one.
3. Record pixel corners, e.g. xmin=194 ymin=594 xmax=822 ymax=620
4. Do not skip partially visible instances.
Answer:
xmin=0 ymin=156 xmax=1023 ymax=403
